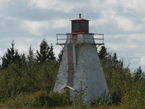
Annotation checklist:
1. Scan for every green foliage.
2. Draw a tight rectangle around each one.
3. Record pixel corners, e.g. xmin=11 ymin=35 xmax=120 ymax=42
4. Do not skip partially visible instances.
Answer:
xmin=1 ymin=41 xmax=145 ymax=108
xmin=0 ymin=63 xmax=32 ymax=101
xmin=6 ymin=91 xmax=68 ymax=108
xmin=32 ymin=91 xmax=53 ymax=108
xmin=27 ymin=45 xmax=35 ymax=62
xmin=1 ymin=41 xmax=22 ymax=69
xmin=121 ymin=80 xmax=145 ymax=109
xmin=0 ymin=90 xmax=69 ymax=108
xmin=58 ymin=48 xmax=63 ymax=64
xmin=0 ymin=59 xmax=59 ymax=102
xmin=98 ymin=46 xmax=108 ymax=60
xmin=71 ymin=82 xmax=88 ymax=109
xmin=49 ymin=90 xmax=69 ymax=107
xmin=49 ymin=43 xmax=56 ymax=61
xmin=36 ymin=39 xmax=55 ymax=63
xmin=0 ymin=65 xmax=2 ymax=70
xmin=89 ymin=89 xmax=112 ymax=108
xmin=132 ymin=66 xmax=145 ymax=83
xmin=0 ymin=92 xmax=34 ymax=108
xmin=98 ymin=46 xmax=145 ymax=109
xmin=98 ymin=46 xmax=132 ymax=105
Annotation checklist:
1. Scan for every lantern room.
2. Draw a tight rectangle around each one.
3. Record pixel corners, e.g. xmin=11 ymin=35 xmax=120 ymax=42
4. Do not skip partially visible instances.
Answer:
xmin=71 ymin=14 xmax=89 ymax=33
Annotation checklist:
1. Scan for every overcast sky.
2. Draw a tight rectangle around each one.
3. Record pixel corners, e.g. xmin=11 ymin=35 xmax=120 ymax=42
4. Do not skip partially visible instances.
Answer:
xmin=0 ymin=0 xmax=145 ymax=72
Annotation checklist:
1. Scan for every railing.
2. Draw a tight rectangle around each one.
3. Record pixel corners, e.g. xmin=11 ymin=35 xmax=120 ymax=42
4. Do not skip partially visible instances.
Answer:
xmin=56 ymin=33 xmax=104 ymax=45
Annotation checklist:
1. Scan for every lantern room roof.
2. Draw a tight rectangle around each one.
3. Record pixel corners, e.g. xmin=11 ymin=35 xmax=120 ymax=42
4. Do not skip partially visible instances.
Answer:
xmin=70 ymin=14 xmax=90 ymax=21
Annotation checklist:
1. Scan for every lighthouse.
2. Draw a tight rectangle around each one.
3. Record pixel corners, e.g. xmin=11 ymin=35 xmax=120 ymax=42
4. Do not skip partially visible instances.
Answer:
xmin=53 ymin=14 xmax=110 ymax=103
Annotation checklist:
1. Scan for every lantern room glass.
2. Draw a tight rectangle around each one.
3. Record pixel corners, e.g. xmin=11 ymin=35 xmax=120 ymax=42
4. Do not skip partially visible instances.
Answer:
xmin=73 ymin=22 xmax=80 ymax=31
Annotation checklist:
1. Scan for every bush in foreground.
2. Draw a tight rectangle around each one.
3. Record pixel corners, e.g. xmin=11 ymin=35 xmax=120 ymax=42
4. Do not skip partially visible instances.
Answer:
xmin=0 ymin=90 xmax=69 ymax=108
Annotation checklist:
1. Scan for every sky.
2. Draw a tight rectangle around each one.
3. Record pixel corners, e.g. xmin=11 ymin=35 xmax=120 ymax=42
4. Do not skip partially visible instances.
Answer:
xmin=0 ymin=0 xmax=145 ymax=72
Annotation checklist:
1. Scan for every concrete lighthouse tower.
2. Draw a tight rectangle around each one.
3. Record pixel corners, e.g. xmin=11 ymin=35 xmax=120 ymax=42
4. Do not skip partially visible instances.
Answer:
xmin=53 ymin=14 xmax=110 ymax=103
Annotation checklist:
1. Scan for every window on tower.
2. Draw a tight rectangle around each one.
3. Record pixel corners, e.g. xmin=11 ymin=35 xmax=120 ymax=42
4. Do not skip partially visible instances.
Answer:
xmin=73 ymin=22 xmax=80 ymax=31
xmin=81 ymin=21 xmax=85 ymax=30
xmin=86 ymin=21 xmax=88 ymax=30
xmin=81 ymin=21 xmax=88 ymax=32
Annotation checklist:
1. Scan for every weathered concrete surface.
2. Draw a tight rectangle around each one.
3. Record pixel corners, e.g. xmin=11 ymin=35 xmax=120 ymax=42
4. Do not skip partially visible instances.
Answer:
xmin=66 ymin=34 xmax=94 ymax=44
xmin=53 ymin=34 xmax=110 ymax=103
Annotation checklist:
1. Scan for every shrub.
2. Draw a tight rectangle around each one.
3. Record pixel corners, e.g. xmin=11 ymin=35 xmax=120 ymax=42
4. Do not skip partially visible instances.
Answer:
xmin=88 ymin=89 xmax=112 ymax=108
xmin=0 ymin=92 xmax=34 ymax=108
xmin=32 ymin=91 xmax=54 ymax=108
xmin=0 ymin=90 xmax=69 ymax=108
xmin=121 ymin=81 xmax=145 ymax=109
xmin=71 ymin=82 xmax=88 ymax=109
xmin=32 ymin=90 xmax=69 ymax=108
xmin=49 ymin=90 xmax=69 ymax=107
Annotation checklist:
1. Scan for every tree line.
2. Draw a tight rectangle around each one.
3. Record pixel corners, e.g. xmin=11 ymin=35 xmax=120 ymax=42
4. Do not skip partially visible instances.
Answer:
xmin=0 ymin=39 xmax=62 ymax=70
xmin=98 ymin=46 xmax=145 ymax=108
xmin=0 ymin=40 xmax=145 ymax=108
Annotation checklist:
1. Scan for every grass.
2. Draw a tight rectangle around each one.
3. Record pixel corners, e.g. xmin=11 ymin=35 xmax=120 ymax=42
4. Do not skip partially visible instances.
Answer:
xmin=0 ymin=106 xmax=125 ymax=109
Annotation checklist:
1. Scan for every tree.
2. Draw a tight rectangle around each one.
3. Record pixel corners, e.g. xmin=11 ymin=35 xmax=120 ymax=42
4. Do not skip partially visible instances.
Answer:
xmin=49 ymin=44 xmax=55 ymax=61
xmin=0 ymin=64 xmax=2 ymax=71
xmin=36 ymin=39 xmax=55 ymax=63
xmin=98 ymin=47 xmax=132 ymax=105
xmin=58 ymin=48 xmax=63 ymax=64
xmin=20 ymin=53 xmax=27 ymax=66
xmin=1 ymin=41 xmax=22 ymax=69
xmin=98 ymin=46 xmax=108 ymax=60
xmin=133 ymin=66 xmax=144 ymax=83
xmin=27 ymin=45 xmax=35 ymax=62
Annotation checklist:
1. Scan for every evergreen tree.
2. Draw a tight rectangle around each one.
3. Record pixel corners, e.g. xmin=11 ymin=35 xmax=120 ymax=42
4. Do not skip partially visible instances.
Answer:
xmin=133 ymin=66 xmax=144 ymax=82
xmin=49 ymin=44 xmax=55 ymax=61
xmin=112 ymin=53 xmax=117 ymax=63
xmin=0 ymin=64 xmax=2 ymax=71
xmin=27 ymin=45 xmax=35 ymax=62
xmin=21 ymin=53 xmax=26 ymax=65
xmin=98 ymin=46 xmax=108 ymax=60
xmin=1 ymin=41 xmax=22 ymax=69
xmin=111 ymin=52 xmax=121 ymax=69
xmin=36 ymin=39 xmax=55 ymax=63
xmin=98 ymin=47 xmax=132 ymax=105
xmin=58 ymin=48 xmax=63 ymax=64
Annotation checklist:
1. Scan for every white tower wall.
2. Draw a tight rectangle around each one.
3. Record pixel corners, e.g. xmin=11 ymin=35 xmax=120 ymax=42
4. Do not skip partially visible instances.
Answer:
xmin=53 ymin=34 xmax=110 ymax=103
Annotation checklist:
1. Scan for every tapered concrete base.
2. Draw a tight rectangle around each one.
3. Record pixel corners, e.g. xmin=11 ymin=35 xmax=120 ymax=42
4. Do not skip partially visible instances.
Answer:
xmin=53 ymin=43 xmax=110 ymax=103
